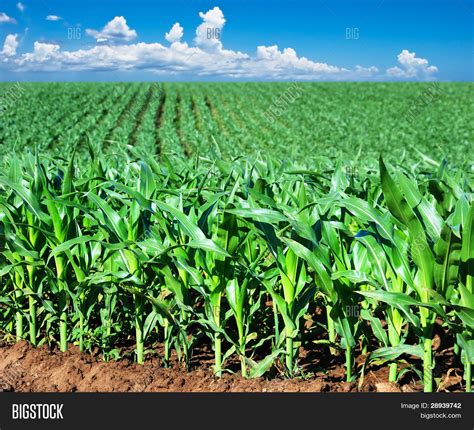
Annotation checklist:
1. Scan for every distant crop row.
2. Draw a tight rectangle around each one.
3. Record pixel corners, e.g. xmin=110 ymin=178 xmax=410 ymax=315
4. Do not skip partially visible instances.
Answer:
xmin=0 ymin=83 xmax=472 ymax=168
xmin=0 ymin=143 xmax=472 ymax=391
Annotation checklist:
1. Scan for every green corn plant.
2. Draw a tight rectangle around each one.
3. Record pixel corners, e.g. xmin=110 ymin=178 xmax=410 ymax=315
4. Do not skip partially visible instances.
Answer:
xmin=152 ymin=196 xmax=230 ymax=375
xmin=48 ymin=232 xmax=104 ymax=352
xmin=41 ymin=152 xmax=79 ymax=352
xmin=375 ymin=158 xmax=471 ymax=391
xmin=226 ymin=207 xmax=315 ymax=375
xmin=153 ymin=247 xmax=197 ymax=368
xmin=0 ymin=139 xmax=472 ymax=391
xmin=378 ymin=159 xmax=437 ymax=391
xmin=226 ymin=172 xmax=313 ymax=375
xmin=86 ymin=170 xmax=152 ymax=363
xmin=352 ymin=231 xmax=410 ymax=382
xmin=282 ymin=178 xmax=360 ymax=381
xmin=283 ymin=235 xmax=363 ymax=381
xmin=207 ymin=210 xmax=239 ymax=377
xmin=0 ymin=154 xmax=50 ymax=347
xmin=156 ymin=266 xmax=182 ymax=367
xmin=0 ymin=246 xmax=27 ymax=340
xmin=320 ymin=214 xmax=362 ymax=381
xmin=457 ymin=203 xmax=473 ymax=391
xmin=332 ymin=193 xmax=414 ymax=382
xmin=224 ymin=224 xmax=267 ymax=377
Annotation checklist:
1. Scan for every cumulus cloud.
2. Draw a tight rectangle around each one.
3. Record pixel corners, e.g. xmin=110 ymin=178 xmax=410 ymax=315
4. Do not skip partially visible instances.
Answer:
xmin=354 ymin=65 xmax=379 ymax=77
xmin=21 ymin=42 xmax=60 ymax=64
xmin=1 ymin=34 xmax=19 ymax=57
xmin=252 ymin=45 xmax=344 ymax=78
xmin=86 ymin=16 xmax=137 ymax=43
xmin=15 ymin=40 xmax=227 ymax=73
xmin=46 ymin=15 xmax=62 ymax=21
xmin=4 ymin=8 xmax=438 ymax=81
xmin=386 ymin=49 xmax=438 ymax=79
xmin=17 ymin=3 xmax=25 ymax=12
xmin=0 ymin=12 xmax=17 ymax=24
xmin=165 ymin=23 xmax=184 ymax=43
xmin=195 ymin=6 xmax=225 ymax=51
xmin=386 ymin=66 xmax=404 ymax=77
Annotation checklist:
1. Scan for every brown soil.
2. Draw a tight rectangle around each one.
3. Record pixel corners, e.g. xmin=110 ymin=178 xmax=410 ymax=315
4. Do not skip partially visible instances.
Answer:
xmin=0 ymin=340 xmax=464 ymax=393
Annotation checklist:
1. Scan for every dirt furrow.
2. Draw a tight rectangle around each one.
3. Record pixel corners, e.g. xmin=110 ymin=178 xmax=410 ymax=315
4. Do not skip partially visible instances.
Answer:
xmin=173 ymin=93 xmax=192 ymax=158
xmin=103 ymin=87 xmax=141 ymax=149
xmin=0 ymin=341 xmax=435 ymax=393
xmin=128 ymin=85 xmax=155 ymax=146
xmin=154 ymin=89 xmax=166 ymax=156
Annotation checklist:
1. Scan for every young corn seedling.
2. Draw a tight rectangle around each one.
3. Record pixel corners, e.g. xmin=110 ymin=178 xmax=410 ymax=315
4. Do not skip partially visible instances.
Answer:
xmin=0 ymin=142 xmax=471 ymax=391
xmin=352 ymin=231 xmax=409 ymax=382
xmin=0 ymin=241 xmax=28 ymax=340
xmin=455 ymin=202 xmax=473 ymax=391
xmin=86 ymin=180 xmax=150 ymax=362
xmin=42 ymin=153 xmax=79 ymax=352
xmin=225 ymin=224 xmax=267 ymax=377
xmin=226 ymin=207 xmax=314 ymax=375
xmin=0 ymin=155 xmax=50 ymax=347
xmin=377 ymin=158 xmax=445 ymax=391
xmin=153 ymin=196 xmax=230 ymax=376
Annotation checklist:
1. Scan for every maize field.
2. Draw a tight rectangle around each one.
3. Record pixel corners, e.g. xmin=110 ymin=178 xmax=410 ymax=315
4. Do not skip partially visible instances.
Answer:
xmin=0 ymin=82 xmax=473 ymax=392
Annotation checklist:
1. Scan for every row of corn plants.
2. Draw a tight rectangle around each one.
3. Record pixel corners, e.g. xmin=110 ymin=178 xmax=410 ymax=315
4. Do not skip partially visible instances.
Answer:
xmin=0 ymin=148 xmax=472 ymax=391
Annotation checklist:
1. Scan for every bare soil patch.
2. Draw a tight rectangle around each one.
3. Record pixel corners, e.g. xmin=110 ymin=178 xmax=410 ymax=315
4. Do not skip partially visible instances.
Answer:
xmin=0 ymin=341 xmax=463 ymax=393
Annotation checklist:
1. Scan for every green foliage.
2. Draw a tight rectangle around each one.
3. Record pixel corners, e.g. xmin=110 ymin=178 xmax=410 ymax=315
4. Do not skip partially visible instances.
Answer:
xmin=0 ymin=82 xmax=472 ymax=391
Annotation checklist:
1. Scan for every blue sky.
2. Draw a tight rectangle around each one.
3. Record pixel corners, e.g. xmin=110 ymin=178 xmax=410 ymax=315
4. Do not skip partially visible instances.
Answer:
xmin=0 ymin=0 xmax=472 ymax=81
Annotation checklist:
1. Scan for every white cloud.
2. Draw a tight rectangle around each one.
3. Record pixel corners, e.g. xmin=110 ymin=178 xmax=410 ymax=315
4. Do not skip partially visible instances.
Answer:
xmin=252 ymin=45 xmax=344 ymax=78
xmin=355 ymin=65 xmax=379 ymax=77
xmin=22 ymin=42 xmax=60 ymax=63
xmin=398 ymin=49 xmax=429 ymax=68
xmin=0 ymin=12 xmax=17 ymax=24
xmin=386 ymin=66 xmax=404 ymax=77
xmin=46 ymin=15 xmax=62 ymax=21
xmin=165 ymin=23 xmax=184 ymax=43
xmin=11 ymin=38 xmax=353 ymax=80
xmin=386 ymin=49 xmax=438 ymax=79
xmin=17 ymin=3 xmax=25 ymax=12
xmin=86 ymin=16 xmax=137 ymax=43
xmin=5 ymin=9 xmax=439 ymax=81
xmin=1 ymin=34 xmax=19 ymax=57
xmin=195 ymin=6 xmax=226 ymax=51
